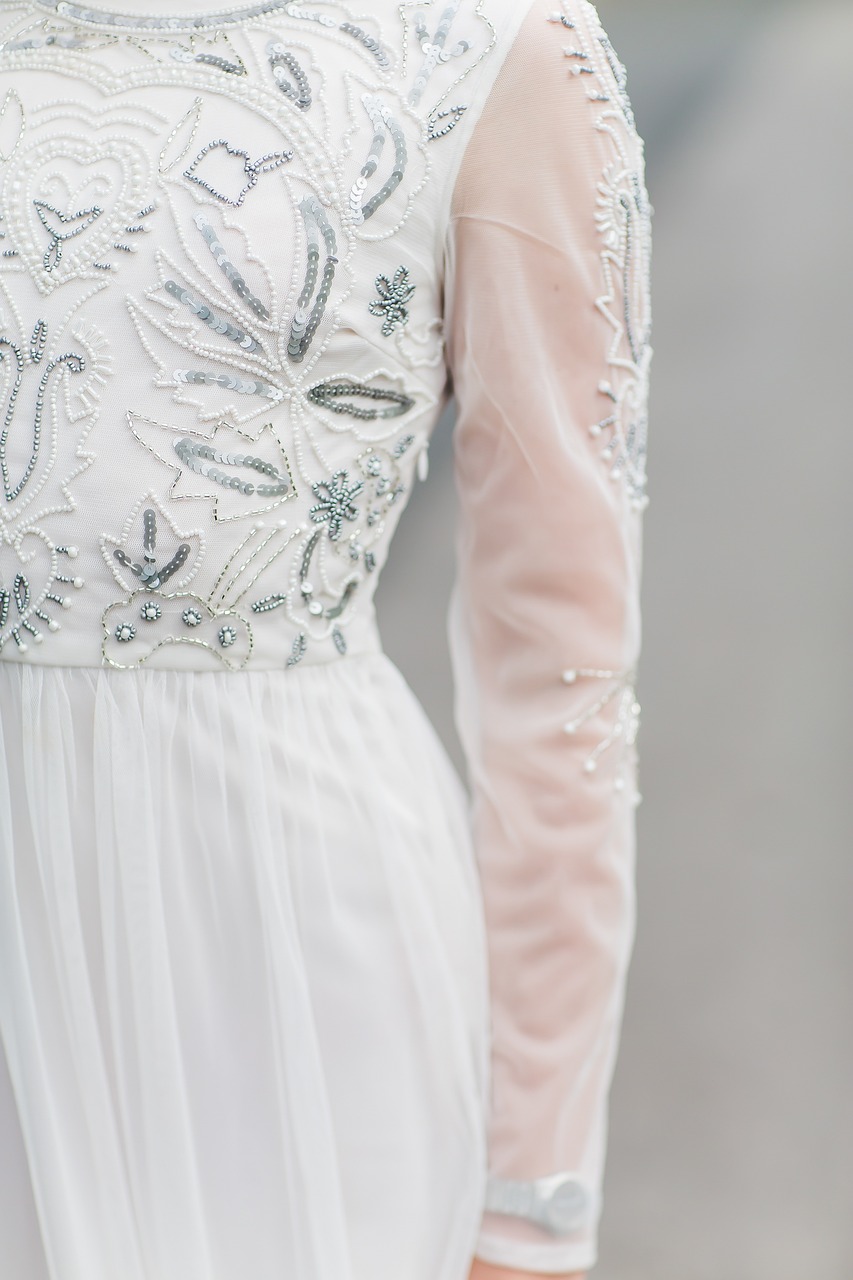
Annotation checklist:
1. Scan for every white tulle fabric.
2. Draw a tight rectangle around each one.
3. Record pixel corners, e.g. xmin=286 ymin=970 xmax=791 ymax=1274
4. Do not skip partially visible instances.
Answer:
xmin=0 ymin=658 xmax=491 ymax=1280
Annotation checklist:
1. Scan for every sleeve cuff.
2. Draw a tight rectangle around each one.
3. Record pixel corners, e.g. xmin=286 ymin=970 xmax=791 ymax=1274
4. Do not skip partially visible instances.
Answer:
xmin=475 ymin=1172 xmax=599 ymax=1273
xmin=474 ymin=1230 xmax=597 ymax=1275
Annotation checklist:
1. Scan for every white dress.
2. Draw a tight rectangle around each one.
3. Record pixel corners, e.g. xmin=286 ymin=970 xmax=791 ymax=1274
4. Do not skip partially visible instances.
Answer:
xmin=0 ymin=1 xmax=652 ymax=1278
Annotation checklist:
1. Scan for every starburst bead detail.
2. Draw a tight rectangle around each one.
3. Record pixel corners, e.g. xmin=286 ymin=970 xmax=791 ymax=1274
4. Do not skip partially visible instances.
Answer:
xmin=368 ymin=266 xmax=416 ymax=336
xmin=309 ymin=469 xmax=365 ymax=540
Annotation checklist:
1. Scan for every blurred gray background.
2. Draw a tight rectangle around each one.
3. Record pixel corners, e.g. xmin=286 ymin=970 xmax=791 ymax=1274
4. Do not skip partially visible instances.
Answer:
xmin=376 ymin=2 xmax=853 ymax=1277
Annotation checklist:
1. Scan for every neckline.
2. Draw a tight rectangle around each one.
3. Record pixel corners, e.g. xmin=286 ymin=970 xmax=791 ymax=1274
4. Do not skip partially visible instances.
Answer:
xmin=32 ymin=0 xmax=293 ymax=31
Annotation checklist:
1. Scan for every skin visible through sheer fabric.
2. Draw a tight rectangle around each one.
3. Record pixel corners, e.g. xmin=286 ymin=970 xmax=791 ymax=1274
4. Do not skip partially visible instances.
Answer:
xmin=447 ymin=0 xmax=650 ymax=1272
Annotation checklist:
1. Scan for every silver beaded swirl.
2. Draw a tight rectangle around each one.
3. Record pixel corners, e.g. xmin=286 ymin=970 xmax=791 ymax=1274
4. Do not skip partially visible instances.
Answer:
xmin=0 ymin=325 xmax=85 ymax=503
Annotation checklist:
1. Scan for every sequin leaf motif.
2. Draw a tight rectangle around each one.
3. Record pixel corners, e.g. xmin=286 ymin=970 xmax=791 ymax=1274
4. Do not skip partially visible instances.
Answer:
xmin=100 ymin=494 xmax=251 ymax=670
xmin=126 ymin=209 xmax=288 ymax=425
xmin=281 ymin=7 xmax=391 ymax=69
xmin=100 ymin=492 xmax=202 ymax=596
xmin=0 ymin=529 xmax=82 ymax=653
xmin=127 ymin=413 xmax=295 ymax=523
xmin=309 ymin=469 xmax=363 ymax=540
xmin=192 ymin=212 xmax=270 ymax=323
xmin=288 ymin=196 xmax=338 ymax=364
xmin=183 ymin=139 xmax=292 ymax=207
xmin=164 ymin=279 xmax=264 ymax=355
xmin=369 ymin=267 xmax=415 ymax=336
xmin=112 ymin=505 xmax=191 ymax=591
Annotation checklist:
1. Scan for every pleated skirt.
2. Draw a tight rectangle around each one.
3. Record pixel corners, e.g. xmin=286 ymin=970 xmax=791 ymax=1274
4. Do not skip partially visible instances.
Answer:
xmin=0 ymin=655 xmax=491 ymax=1280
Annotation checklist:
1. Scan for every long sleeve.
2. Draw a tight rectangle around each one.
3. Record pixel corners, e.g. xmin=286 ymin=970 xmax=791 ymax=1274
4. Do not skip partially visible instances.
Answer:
xmin=443 ymin=1 xmax=653 ymax=1272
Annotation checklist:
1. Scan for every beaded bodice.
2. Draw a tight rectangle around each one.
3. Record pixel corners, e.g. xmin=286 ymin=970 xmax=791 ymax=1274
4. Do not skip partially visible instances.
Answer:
xmin=0 ymin=0 xmax=523 ymax=670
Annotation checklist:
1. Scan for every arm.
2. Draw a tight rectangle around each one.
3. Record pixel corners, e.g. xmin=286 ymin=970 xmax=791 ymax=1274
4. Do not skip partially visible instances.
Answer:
xmin=444 ymin=1 xmax=652 ymax=1273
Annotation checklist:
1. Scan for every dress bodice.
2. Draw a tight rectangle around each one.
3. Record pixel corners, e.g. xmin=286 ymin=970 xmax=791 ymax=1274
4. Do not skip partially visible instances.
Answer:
xmin=0 ymin=0 xmax=525 ymax=670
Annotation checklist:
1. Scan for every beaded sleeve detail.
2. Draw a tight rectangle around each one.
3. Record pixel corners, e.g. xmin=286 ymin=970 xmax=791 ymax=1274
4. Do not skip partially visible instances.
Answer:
xmin=445 ymin=0 xmax=651 ymax=1270
xmin=551 ymin=0 xmax=652 ymax=513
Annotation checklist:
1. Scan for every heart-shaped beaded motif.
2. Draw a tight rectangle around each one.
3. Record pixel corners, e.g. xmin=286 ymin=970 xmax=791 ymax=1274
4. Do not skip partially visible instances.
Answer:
xmin=2 ymin=135 xmax=149 ymax=293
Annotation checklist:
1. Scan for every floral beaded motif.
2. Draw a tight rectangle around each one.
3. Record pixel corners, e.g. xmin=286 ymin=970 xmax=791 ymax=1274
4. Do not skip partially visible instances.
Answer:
xmin=369 ymin=267 xmax=416 ymax=335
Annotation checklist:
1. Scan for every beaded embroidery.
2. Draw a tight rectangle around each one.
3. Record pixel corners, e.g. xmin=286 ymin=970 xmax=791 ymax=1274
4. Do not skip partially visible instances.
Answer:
xmin=267 ymin=41 xmax=312 ymax=109
xmin=560 ymin=664 xmax=641 ymax=795
xmin=549 ymin=0 xmax=651 ymax=796
xmin=309 ymin=469 xmax=363 ymax=539
xmin=307 ymin=378 xmax=414 ymax=421
xmin=349 ymin=94 xmax=408 ymax=226
xmin=0 ymin=0 xmax=646 ymax=698
xmin=288 ymin=196 xmax=338 ymax=363
xmin=549 ymin=0 xmax=652 ymax=512
xmin=369 ymin=266 xmax=415 ymax=335
xmin=183 ymin=139 xmax=293 ymax=207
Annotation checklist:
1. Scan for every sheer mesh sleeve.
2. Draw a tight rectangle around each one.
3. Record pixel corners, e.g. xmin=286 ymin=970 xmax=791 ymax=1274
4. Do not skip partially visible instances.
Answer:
xmin=443 ymin=1 xmax=653 ymax=1272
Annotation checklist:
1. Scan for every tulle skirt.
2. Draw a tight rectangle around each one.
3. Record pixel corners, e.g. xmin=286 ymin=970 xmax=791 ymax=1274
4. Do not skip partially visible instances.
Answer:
xmin=0 ymin=655 xmax=491 ymax=1280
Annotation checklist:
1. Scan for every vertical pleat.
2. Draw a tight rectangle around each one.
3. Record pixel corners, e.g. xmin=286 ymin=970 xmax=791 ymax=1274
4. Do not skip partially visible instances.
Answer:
xmin=0 ymin=656 xmax=490 ymax=1280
